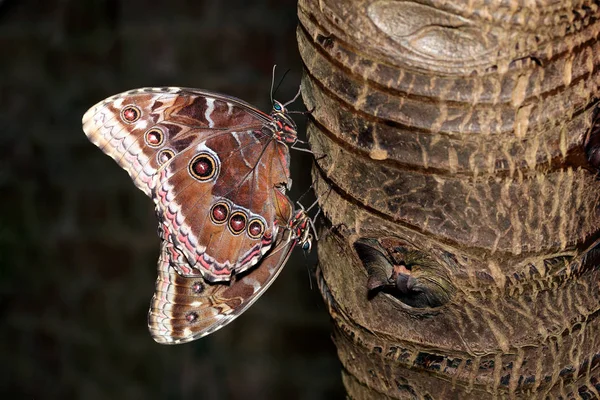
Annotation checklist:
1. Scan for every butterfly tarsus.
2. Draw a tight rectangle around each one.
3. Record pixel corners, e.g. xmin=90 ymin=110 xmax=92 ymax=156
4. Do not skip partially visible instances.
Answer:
xmin=270 ymin=65 xmax=277 ymax=104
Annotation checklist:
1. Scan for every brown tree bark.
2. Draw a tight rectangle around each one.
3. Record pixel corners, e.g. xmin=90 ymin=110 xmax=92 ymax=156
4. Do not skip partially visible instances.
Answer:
xmin=297 ymin=0 xmax=600 ymax=398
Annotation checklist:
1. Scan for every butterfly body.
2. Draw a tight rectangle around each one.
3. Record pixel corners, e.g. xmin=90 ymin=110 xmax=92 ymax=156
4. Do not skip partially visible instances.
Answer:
xmin=83 ymin=86 xmax=311 ymax=343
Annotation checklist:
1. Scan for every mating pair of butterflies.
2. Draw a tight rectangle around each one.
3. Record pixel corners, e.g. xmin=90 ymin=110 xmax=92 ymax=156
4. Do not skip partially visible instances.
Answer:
xmin=82 ymin=86 xmax=312 ymax=344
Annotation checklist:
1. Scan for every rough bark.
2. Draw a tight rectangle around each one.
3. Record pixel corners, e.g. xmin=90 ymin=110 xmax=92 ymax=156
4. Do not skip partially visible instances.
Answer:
xmin=297 ymin=0 xmax=600 ymax=398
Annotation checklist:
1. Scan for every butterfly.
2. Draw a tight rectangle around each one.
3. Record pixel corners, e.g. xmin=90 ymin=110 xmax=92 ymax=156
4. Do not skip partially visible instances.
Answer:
xmin=82 ymin=86 xmax=311 ymax=343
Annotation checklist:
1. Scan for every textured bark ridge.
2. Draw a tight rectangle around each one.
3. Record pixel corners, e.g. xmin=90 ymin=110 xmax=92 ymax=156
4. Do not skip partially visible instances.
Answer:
xmin=298 ymin=0 xmax=600 ymax=398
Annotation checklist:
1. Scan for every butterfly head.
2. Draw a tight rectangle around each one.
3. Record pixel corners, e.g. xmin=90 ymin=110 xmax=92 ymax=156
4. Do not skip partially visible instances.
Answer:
xmin=270 ymin=100 xmax=297 ymax=144
xmin=301 ymin=238 xmax=312 ymax=252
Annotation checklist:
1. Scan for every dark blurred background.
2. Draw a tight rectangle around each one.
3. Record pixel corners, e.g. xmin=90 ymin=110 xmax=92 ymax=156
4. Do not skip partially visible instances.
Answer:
xmin=0 ymin=1 xmax=344 ymax=398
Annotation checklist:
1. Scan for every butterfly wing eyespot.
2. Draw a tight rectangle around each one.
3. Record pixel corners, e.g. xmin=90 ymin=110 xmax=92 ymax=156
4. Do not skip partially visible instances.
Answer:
xmin=191 ymin=281 xmax=205 ymax=294
xmin=247 ymin=219 xmax=266 ymax=239
xmin=157 ymin=149 xmax=175 ymax=165
xmin=188 ymin=153 xmax=219 ymax=181
xmin=185 ymin=312 xmax=199 ymax=323
xmin=144 ymin=127 xmax=165 ymax=147
xmin=121 ymin=105 xmax=141 ymax=123
xmin=228 ymin=211 xmax=247 ymax=235
xmin=210 ymin=202 xmax=230 ymax=225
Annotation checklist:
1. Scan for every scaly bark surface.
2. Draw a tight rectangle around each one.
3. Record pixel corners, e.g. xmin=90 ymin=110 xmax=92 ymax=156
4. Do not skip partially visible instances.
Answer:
xmin=298 ymin=0 xmax=600 ymax=398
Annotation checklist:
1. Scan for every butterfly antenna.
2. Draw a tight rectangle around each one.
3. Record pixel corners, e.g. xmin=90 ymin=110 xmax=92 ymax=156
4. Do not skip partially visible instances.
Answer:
xmin=270 ymin=65 xmax=277 ymax=104
xmin=272 ymin=68 xmax=291 ymax=102
xmin=306 ymin=257 xmax=314 ymax=290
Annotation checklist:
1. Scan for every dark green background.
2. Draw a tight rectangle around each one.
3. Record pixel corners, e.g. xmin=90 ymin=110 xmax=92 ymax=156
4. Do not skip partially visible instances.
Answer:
xmin=0 ymin=0 xmax=343 ymax=398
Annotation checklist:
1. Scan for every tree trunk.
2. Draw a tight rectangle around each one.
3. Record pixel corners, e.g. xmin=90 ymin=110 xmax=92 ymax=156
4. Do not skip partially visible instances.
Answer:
xmin=297 ymin=0 xmax=600 ymax=398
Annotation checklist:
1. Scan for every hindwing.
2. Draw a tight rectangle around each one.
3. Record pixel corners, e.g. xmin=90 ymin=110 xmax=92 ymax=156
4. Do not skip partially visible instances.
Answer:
xmin=148 ymin=215 xmax=300 ymax=344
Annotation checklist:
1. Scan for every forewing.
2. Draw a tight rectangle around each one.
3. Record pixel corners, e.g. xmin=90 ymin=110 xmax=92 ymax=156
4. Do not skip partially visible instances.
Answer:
xmin=82 ymin=87 xmax=268 ymax=196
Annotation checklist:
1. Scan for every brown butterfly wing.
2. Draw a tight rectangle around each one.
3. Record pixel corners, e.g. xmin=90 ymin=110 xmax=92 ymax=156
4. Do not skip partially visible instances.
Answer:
xmin=82 ymin=87 xmax=269 ymax=196
xmin=148 ymin=222 xmax=297 ymax=344
xmin=153 ymin=127 xmax=291 ymax=282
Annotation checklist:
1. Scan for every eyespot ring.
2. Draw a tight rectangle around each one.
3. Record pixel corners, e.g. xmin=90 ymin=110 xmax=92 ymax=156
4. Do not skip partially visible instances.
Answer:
xmin=189 ymin=153 xmax=218 ymax=181
xmin=210 ymin=202 xmax=230 ymax=225
xmin=228 ymin=211 xmax=247 ymax=235
xmin=145 ymin=127 xmax=164 ymax=148
xmin=186 ymin=312 xmax=199 ymax=323
xmin=157 ymin=149 xmax=175 ymax=165
xmin=121 ymin=105 xmax=141 ymax=123
xmin=191 ymin=281 xmax=204 ymax=294
xmin=247 ymin=218 xmax=265 ymax=239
